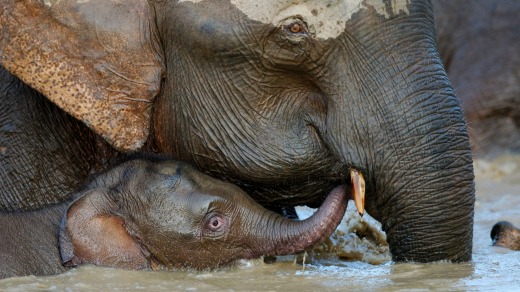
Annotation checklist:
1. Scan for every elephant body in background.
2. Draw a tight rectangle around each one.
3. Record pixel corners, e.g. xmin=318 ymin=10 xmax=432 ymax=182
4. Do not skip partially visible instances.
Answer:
xmin=434 ymin=0 xmax=520 ymax=156
xmin=1 ymin=0 xmax=475 ymax=267
xmin=0 ymin=157 xmax=348 ymax=279
xmin=434 ymin=0 xmax=520 ymax=247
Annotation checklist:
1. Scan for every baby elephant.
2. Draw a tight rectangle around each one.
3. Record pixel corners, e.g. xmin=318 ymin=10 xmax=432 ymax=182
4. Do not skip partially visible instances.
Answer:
xmin=491 ymin=221 xmax=520 ymax=250
xmin=61 ymin=158 xmax=349 ymax=270
xmin=1 ymin=158 xmax=348 ymax=278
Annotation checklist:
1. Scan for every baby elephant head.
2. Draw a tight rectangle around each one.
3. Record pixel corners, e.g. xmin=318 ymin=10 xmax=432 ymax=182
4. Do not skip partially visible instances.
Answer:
xmin=59 ymin=159 xmax=348 ymax=270
xmin=491 ymin=221 xmax=520 ymax=251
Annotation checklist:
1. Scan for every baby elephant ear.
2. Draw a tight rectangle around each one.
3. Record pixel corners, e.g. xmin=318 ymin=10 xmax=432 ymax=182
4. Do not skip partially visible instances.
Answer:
xmin=0 ymin=0 xmax=163 ymax=151
xmin=59 ymin=189 xmax=149 ymax=269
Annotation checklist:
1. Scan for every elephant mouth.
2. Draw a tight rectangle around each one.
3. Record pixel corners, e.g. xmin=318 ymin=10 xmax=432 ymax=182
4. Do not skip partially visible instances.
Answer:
xmin=309 ymin=123 xmax=364 ymax=216
xmin=122 ymin=228 xmax=166 ymax=271
xmin=147 ymin=254 xmax=166 ymax=271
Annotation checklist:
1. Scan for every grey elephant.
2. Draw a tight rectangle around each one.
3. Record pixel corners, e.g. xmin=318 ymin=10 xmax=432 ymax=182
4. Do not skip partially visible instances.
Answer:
xmin=0 ymin=0 xmax=475 ymax=265
xmin=0 ymin=158 xmax=348 ymax=279
xmin=434 ymin=0 xmax=520 ymax=156
xmin=491 ymin=221 xmax=520 ymax=251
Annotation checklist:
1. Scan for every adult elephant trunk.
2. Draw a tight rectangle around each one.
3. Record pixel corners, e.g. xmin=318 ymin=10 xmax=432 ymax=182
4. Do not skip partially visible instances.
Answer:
xmin=245 ymin=185 xmax=349 ymax=258
xmin=320 ymin=2 xmax=475 ymax=262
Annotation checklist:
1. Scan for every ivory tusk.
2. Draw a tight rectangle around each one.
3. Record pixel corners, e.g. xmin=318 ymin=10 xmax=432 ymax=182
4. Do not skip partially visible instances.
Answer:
xmin=350 ymin=169 xmax=365 ymax=216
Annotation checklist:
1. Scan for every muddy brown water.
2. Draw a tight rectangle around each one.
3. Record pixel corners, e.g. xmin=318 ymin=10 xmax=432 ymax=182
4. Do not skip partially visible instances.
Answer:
xmin=1 ymin=156 xmax=520 ymax=291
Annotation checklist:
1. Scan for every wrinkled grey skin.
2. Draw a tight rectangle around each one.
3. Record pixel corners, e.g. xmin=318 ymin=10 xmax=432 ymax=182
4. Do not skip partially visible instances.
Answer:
xmin=434 ymin=0 xmax=520 ymax=156
xmin=0 ymin=0 xmax=475 ymax=264
xmin=490 ymin=221 xmax=520 ymax=251
xmin=0 ymin=158 xmax=348 ymax=279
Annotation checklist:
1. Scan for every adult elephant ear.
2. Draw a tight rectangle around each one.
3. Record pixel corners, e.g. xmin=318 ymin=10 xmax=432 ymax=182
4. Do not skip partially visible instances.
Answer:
xmin=0 ymin=0 xmax=163 ymax=151
xmin=59 ymin=188 xmax=150 ymax=269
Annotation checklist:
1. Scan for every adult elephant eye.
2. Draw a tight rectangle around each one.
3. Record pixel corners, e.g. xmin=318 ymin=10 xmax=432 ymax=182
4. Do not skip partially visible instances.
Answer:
xmin=284 ymin=18 xmax=308 ymax=35
xmin=289 ymin=22 xmax=302 ymax=33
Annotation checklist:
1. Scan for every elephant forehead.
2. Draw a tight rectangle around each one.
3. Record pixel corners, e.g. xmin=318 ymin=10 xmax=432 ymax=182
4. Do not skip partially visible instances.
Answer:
xmin=179 ymin=0 xmax=409 ymax=39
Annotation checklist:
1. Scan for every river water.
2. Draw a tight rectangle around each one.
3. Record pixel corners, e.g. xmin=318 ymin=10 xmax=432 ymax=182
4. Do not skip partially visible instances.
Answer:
xmin=1 ymin=156 xmax=520 ymax=291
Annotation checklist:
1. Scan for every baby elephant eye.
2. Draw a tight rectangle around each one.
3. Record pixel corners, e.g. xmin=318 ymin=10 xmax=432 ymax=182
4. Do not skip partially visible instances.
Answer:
xmin=207 ymin=214 xmax=226 ymax=232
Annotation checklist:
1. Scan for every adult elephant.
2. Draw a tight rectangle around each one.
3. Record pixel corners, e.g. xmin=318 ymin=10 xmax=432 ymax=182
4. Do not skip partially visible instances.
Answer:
xmin=434 ymin=0 xmax=520 ymax=156
xmin=0 ymin=0 xmax=475 ymax=262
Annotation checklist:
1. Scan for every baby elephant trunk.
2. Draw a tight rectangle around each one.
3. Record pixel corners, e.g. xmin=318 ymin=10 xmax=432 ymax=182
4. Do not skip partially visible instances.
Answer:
xmin=250 ymin=185 xmax=349 ymax=258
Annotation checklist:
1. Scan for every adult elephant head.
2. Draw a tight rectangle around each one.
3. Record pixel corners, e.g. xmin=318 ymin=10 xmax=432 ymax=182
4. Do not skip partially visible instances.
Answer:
xmin=0 ymin=0 xmax=475 ymax=262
